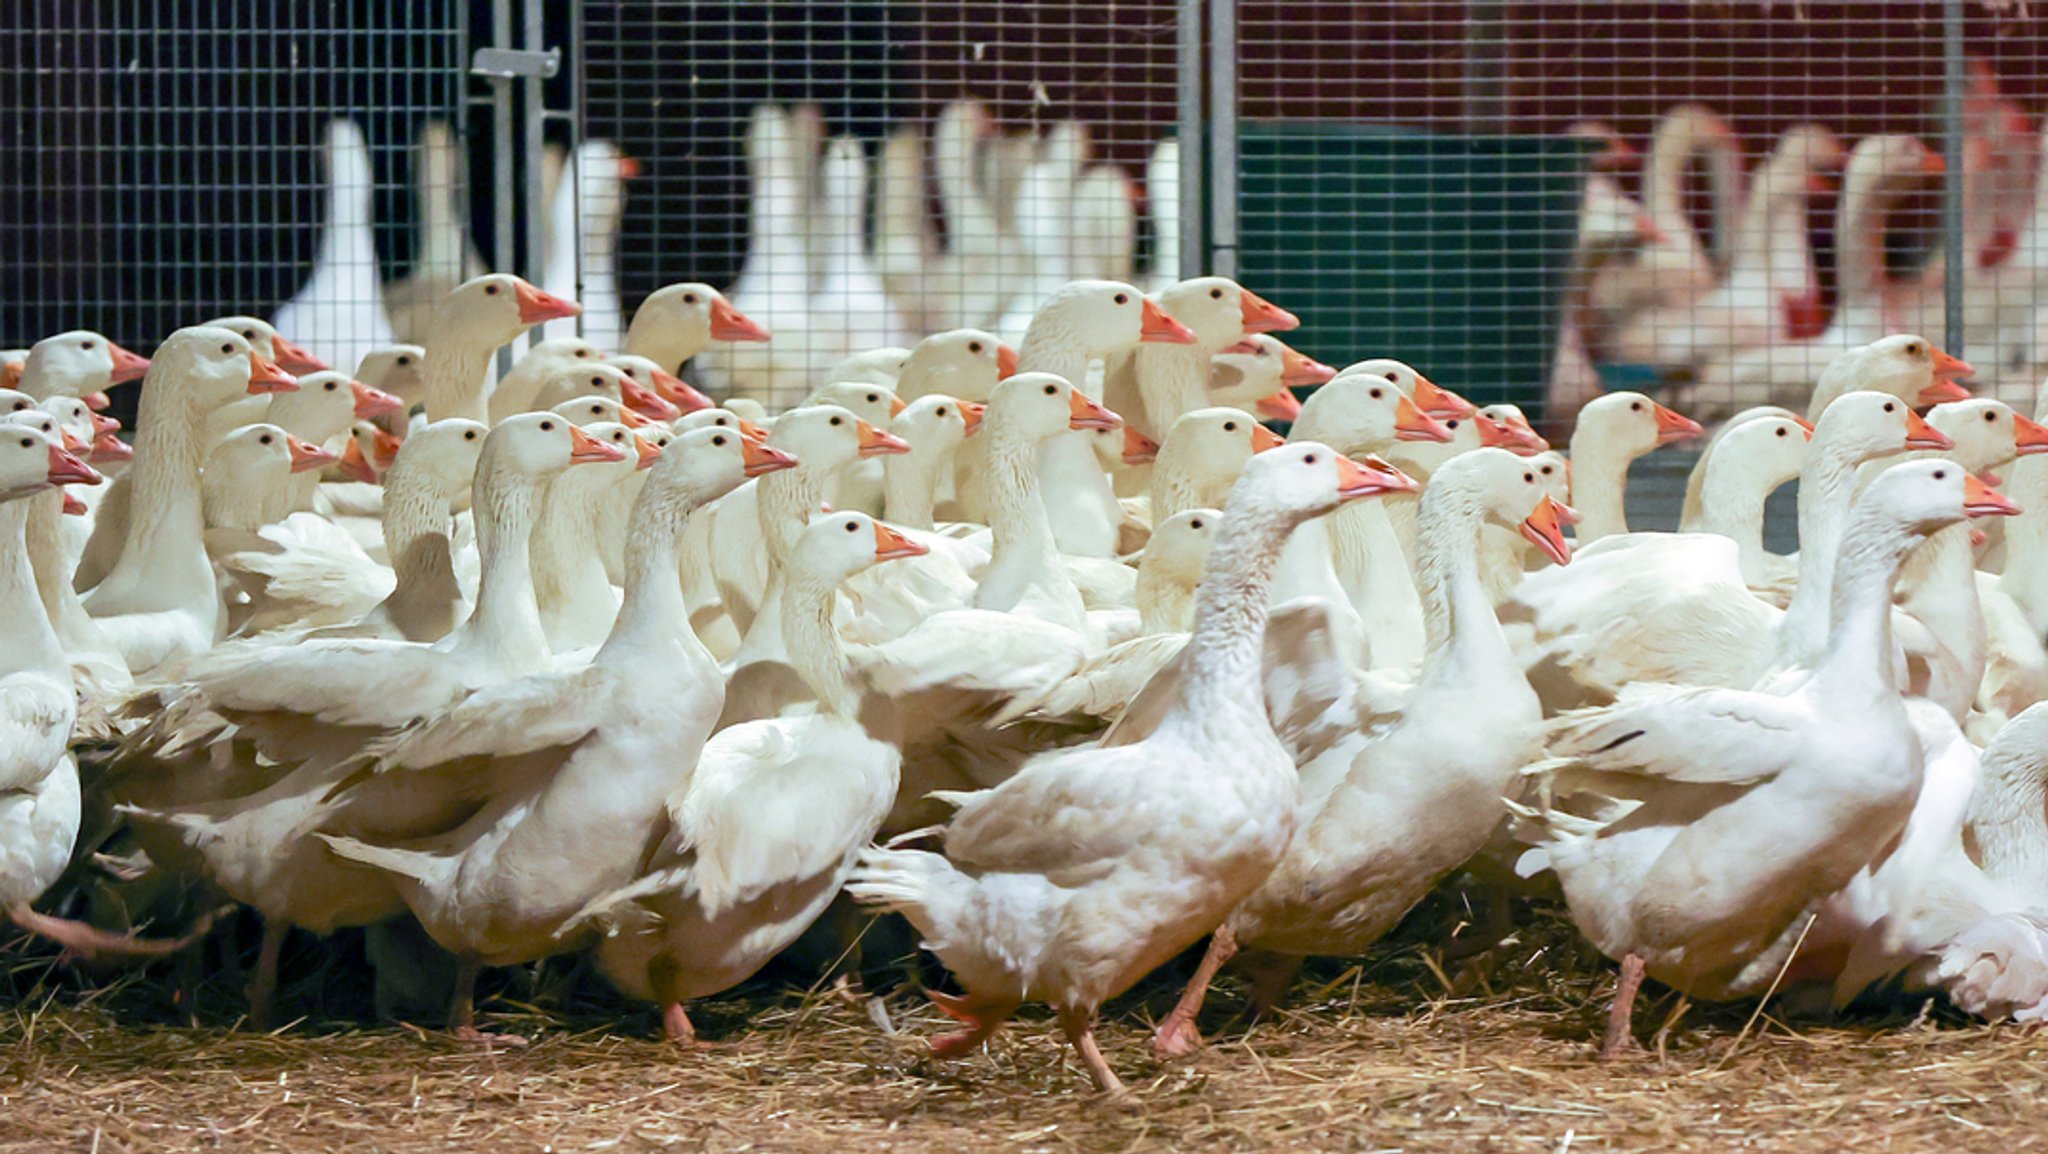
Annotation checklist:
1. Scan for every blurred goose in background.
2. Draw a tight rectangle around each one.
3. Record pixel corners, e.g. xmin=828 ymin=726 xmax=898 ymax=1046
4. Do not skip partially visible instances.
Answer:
xmin=271 ymin=118 xmax=397 ymax=376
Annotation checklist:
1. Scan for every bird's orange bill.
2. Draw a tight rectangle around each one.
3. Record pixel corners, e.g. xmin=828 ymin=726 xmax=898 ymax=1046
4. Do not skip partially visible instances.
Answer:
xmin=1411 ymin=375 xmax=1478 ymax=419
xmin=1476 ymin=412 xmax=1548 ymax=455
xmin=856 ymin=419 xmax=913 ymax=457
xmin=616 ymin=404 xmax=654 ymax=429
xmin=59 ymin=429 xmax=90 ymax=455
xmin=287 ymin=435 xmax=341 ymax=474
xmin=1652 ymin=401 xmax=1705 ymax=445
xmin=2015 ymin=413 xmax=2048 ymax=455
xmin=1971 ymin=527 xmax=1990 ymax=549
xmin=1256 ymin=388 xmax=1303 ymax=422
xmin=0 ymin=362 xmax=23 ymax=390
xmin=888 ymin=393 xmax=908 ymax=417
xmin=371 ymin=427 xmax=403 ymax=470
xmin=1394 ymin=395 xmax=1453 ymax=443
xmin=1918 ymin=378 xmax=1973 ymax=406
xmin=1251 ymin=424 xmax=1285 ymax=452
xmin=1140 ymin=298 xmax=1198 ymax=344
xmin=338 ymin=438 xmax=378 ymax=483
xmin=1335 ymin=453 xmax=1419 ymax=499
xmin=709 ymin=296 xmax=771 ymax=342
xmin=1634 ymin=211 xmax=1668 ymax=245
xmin=632 ymin=434 xmax=664 ymax=470
xmin=738 ymin=418 xmax=768 ymax=440
xmin=1793 ymin=415 xmax=1815 ymax=438
xmin=651 ymin=367 xmax=713 ymax=412
xmin=1239 ymin=289 xmax=1300 ymax=334
xmin=351 ymin=379 xmax=404 ymax=419
xmin=741 ymin=438 xmax=799 ymax=476
xmin=61 ymin=491 xmax=87 ymax=516
xmin=89 ymin=432 xmax=132 ymax=464
xmin=1521 ymin=496 xmax=1576 ymax=566
xmin=90 ymin=410 xmax=121 ymax=437
xmin=83 ymin=390 xmax=112 ymax=411
xmin=996 ymin=344 xmax=1020 ymax=379
xmin=1067 ymin=389 xmax=1123 ymax=432
xmin=873 ymin=521 xmax=930 ymax=561
xmin=247 ymin=353 xmax=299 ymax=394
xmin=1121 ymin=426 xmax=1160 ymax=465
xmin=621 ymin=378 xmax=683 ymax=422
xmin=1278 ymin=343 xmax=1336 ymax=388
xmin=269 ymin=334 xmax=329 ymax=375
xmin=513 ymin=280 xmax=582 ymax=324
xmin=1904 ymin=408 xmax=1954 ymax=451
xmin=567 ymin=423 xmax=628 ymax=463
xmin=1964 ymin=473 xmax=2022 ymax=518
xmin=959 ymin=401 xmax=987 ymax=437
xmin=107 ymin=340 xmax=152 ymax=384
xmin=47 ymin=442 xmax=102 ymax=487
xmin=1932 ymin=345 xmax=1975 ymax=383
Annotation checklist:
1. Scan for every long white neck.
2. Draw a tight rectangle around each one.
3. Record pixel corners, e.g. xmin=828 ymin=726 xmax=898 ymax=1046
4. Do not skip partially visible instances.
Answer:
xmin=623 ymin=312 xmax=705 ymax=375
xmin=203 ymin=465 xmax=292 ymax=532
xmin=1018 ymin=316 xmax=1124 ymax=559
xmin=422 ymin=335 xmax=500 ymax=423
xmin=974 ymin=425 xmax=1075 ymax=617
xmin=1774 ymin=438 xmax=1866 ymax=668
xmin=595 ymin=480 xmax=715 ymax=678
xmin=1970 ymin=739 xmax=2048 ymax=888
xmin=2001 ymin=452 xmax=2048 ymax=634
xmin=447 ymin=465 xmax=550 ymax=669
xmin=1810 ymin=504 xmax=1921 ymax=692
xmin=758 ymin=465 xmax=828 ymax=578
xmin=1150 ymin=454 xmax=1231 ymax=524
xmin=1412 ymin=482 xmax=1508 ymax=679
xmin=1698 ymin=459 xmax=1786 ymax=584
xmin=883 ymin=444 xmax=950 ymax=532
xmin=1137 ymin=561 xmax=1197 ymax=635
xmin=0 ymin=497 xmax=70 ymax=681
xmin=1136 ymin=343 xmax=1218 ymax=436
xmin=1172 ymin=501 xmax=1299 ymax=728
xmin=1897 ymin=521 xmax=1986 ymax=721
xmin=1567 ymin=429 xmax=1633 ymax=544
xmin=778 ymin=563 xmax=860 ymax=719
xmin=531 ymin=469 xmax=623 ymax=648
xmin=94 ymin=365 xmax=215 ymax=612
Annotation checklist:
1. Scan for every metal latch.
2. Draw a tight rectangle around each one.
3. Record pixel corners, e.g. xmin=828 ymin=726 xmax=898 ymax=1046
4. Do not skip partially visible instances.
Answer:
xmin=470 ymin=47 xmax=560 ymax=80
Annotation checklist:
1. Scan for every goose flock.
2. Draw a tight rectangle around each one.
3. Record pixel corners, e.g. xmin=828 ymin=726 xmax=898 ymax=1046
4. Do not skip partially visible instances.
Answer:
xmin=2 ymin=108 xmax=2048 ymax=1105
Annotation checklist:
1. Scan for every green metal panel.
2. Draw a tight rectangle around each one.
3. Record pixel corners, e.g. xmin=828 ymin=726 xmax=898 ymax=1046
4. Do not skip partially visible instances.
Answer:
xmin=1237 ymin=123 xmax=1596 ymax=411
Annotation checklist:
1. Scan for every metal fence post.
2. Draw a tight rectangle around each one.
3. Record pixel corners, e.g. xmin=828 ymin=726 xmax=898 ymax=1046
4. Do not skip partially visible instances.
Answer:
xmin=1207 ymin=0 xmax=1238 ymax=280
xmin=1942 ymin=0 xmax=1966 ymax=357
xmin=1176 ymin=0 xmax=1205 ymax=280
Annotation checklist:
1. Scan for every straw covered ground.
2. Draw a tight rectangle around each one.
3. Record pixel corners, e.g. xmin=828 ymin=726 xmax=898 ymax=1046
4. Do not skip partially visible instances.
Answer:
xmin=3 ymin=901 xmax=2044 ymax=1153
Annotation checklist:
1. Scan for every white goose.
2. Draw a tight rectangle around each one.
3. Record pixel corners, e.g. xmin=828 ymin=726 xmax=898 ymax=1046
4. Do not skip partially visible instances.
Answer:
xmin=542 ymin=140 xmax=633 ymax=352
xmin=271 ymin=118 xmax=397 ymax=375
xmin=421 ymin=275 xmax=581 ymax=423
xmin=15 ymin=330 xmax=151 ymax=412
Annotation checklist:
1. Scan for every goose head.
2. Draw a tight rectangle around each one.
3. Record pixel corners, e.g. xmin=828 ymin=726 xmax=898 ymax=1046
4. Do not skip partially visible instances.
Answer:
xmin=35 ymin=396 xmax=124 ymax=466
xmin=899 ymin=329 xmax=1017 ymax=402
xmin=893 ymin=394 xmax=979 ymax=457
xmin=553 ymin=421 xmax=653 ymax=490
xmin=387 ymin=418 xmax=489 ymax=500
xmin=535 ymin=364 xmax=642 ymax=417
xmin=1211 ymin=334 xmax=1328 ymax=421
xmin=551 ymin=394 xmax=649 ymax=430
xmin=1524 ymin=450 xmax=1573 ymax=506
xmin=826 ymin=346 xmax=913 ymax=387
xmin=628 ymin=282 xmax=770 ymax=371
xmin=607 ymin=353 xmax=712 ymax=416
xmin=204 ymin=424 xmax=338 ymax=519
xmin=1819 ymin=390 xmax=1955 ymax=461
xmin=984 ymin=372 xmax=1122 ymax=446
xmin=338 ymin=421 xmax=404 ymax=483
xmin=1864 ymin=457 xmax=2020 ymax=537
xmin=1479 ymin=403 xmax=1553 ymax=454
xmin=677 ymin=407 xmax=758 ymax=437
xmin=1292 ymin=373 xmax=1450 ymax=453
xmin=792 ymin=510 xmax=930 ymax=586
xmin=161 ymin=326 xmax=300 ymax=412
xmin=1026 ymin=280 xmax=1197 ymax=357
xmin=1711 ymin=412 xmax=1813 ymax=491
xmin=1156 ymin=277 xmax=1300 ymax=348
xmin=1926 ymin=398 xmax=2048 ymax=483
xmin=1226 ymin=440 xmax=1417 ymax=526
xmin=1158 ymin=407 xmax=1282 ymax=485
xmin=270 ymin=371 xmax=398 ymax=444
xmin=434 ymin=274 xmax=580 ymax=348
xmin=480 ymin=411 xmax=630 ymax=486
xmin=1434 ymin=447 xmax=1579 ymax=566
xmin=0 ymin=389 xmax=38 ymax=417
xmin=1574 ymin=391 xmax=1704 ymax=458
xmin=806 ymin=381 xmax=907 ymax=428
xmin=0 ymin=421 xmax=102 ymax=502
xmin=1339 ymin=358 xmax=1476 ymax=420
xmin=355 ymin=344 xmax=427 ymax=405
xmin=1851 ymin=334 xmax=1974 ymax=407
xmin=204 ymin=316 xmax=327 ymax=376
xmin=21 ymin=330 xmax=151 ymax=405
xmin=769 ymin=404 xmax=909 ymax=473
xmin=1139 ymin=506 xmax=1219 ymax=587
xmin=644 ymin=424 xmax=795 ymax=513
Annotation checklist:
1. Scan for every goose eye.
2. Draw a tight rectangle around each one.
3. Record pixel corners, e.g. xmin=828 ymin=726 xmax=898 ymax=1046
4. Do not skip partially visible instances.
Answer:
xmin=866 ymin=394 xmax=879 ymax=404
xmin=17 ymin=438 xmax=29 ymax=449
xmin=576 ymin=348 xmax=592 ymax=358
xmin=80 ymin=340 xmax=94 ymax=350
xmin=1224 ymin=422 xmax=1238 ymax=432
xmin=464 ymin=430 xmax=478 ymax=441
xmin=1987 ymin=411 xmax=1998 ymax=422
xmin=1884 ymin=403 xmax=1897 ymax=413
xmin=243 ymin=330 xmax=258 ymax=340
xmin=714 ymin=416 xmax=730 ymax=426
xmin=485 ymin=284 xmax=500 ymax=295
xmin=830 ymin=416 xmax=843 ymax=426
xmin=1908 ymin=343 xmax=1922 ymax=355
xmin=1524 ymin=472 xmax=1535 ymax=483
xmin=1209 ymin=288 xmax=1223 ymax=300
xmin=1303 ymin=453 xmax=1317 ymax=464
xmin=1777 ymin=427 xmax=1788 ymax=436
xmin=261 ymin=434 xmax=275 ymax=444
xmin=397 ymin=356 xmax=411 ymax=366
xmin=711 ymin=434 xmax=726 ymax=446
xmin=969 ymin=342 xmax=983 ymax=354
xmin=1541 ymin=464 xmax=1554 ymax=474
xmin=936 ymin=407 xmax=948 ymax=417
xmin=683 ymin=293 xmax=699 ymax=304
xmin=845 ymin=520 xmax=859 ymax=533
xmin=221 ymin=343 xmax=235 ymax=354
xmin=592 ymin=376 xmax=604 ymax=387
xmin=1043 ymin=384 xmax=1057 ymax=396
xmin=1113 ymin=293 xmax=1129 ymax=305
xmin=1446 ymin=419 xmax=1461 ymax=429
xmin=540 ymin=420 xmax=555 ymax=431
xmin=1935 ymin=469 xmax=1948 ymax=479
xmin=1630 ymin=401 xmax=1643 ymax=412
xmin=1190 ymin=519 xmax=1204 ymax=529
xmin=324 ymin=381 xmax=337 ymax=391
xmin=1369 ymin=388 xmax=1382 ymax=399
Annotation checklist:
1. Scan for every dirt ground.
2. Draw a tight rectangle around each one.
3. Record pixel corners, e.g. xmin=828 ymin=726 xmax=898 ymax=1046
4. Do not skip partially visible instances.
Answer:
xmin=3 ymin=906 xmax=2044 ymax=1153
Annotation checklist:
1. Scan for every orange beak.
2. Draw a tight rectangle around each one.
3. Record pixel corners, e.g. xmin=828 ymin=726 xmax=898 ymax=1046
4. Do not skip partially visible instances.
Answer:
xmin=371 ymin=427 xmax=404 ymax=470
xmin=1931 ymin=346 xmax=1975 ymax=383
xmin=996 ymin=344 xmax=1020 ymax=379
xmin=1964 ymin=472 xmax=2023 ymax=518
xmin=1922 ymin=150 xmax=1948 ymax=176
xmin=90 ymin=411 xmax=121 ymax=437
xmin=1904 ymin=408 xmax=1955 ymax=451
xmin=90 ymin=432 xmax=132 ymax=464
xmin=872 ymin=520 xmax=931 ymax=562
xmin=1139 ymin=297 xmax=1198 ymax=344
xmin=350 ymin=379 xmax=404 ymax=418
xmin=1972 ymin=527 xmax=1990 ymax=548
xmin=1917 ymin=379 xmax=1972 ymax=406
xmin=632 ymin=433 xmax=664 ymax=471
xmin=1121 ymin=426 xmax=1160 ymax=465
xmin=2015 ymin=413 xmax=2048 ymax=456
xmin=268 ymin=334 xmax=329 ymax=375
xmin=46 ymin=441 xmax=103 ymax=487
xmin=738 ymin=418 xmax=768 ymax=440
xmin=286 ymin=435 xmax=341 ymax=474
xmin=1793 ymin=416 xmax=1815 ymax=439
xmin=619 ymin=154 xmax=643 ymax=179
xmin=856 ymin=419 xmax=912 ymax=457
xmin=1652 ymin=401 xmax=1706 ymax=446
xmin=1278 ymin=343 xmax=1337 ymax=388
xmin=1477 ymin=412 xmax=1548 ymax=455
xmin=337 ymin=437 xmax=378 ymax=483
xmin=1634 ymin=211 xmax=1668 ymax=245
xmin=888 ymin=393 xmax=908 ymax=417
xmin=58 ymin=429 xmax=88 ymax=455
xmin=740 ymin=437 xmax=799 ymax=476
xmin=61 ymin=491 xmax=87 ymax=516
xmin=620 ymin=378 xmax=683 ymax=422
xmin=1394 ymin=394 xmax=1454 ymax=443
xmin=1335 ymin=453 xmax=1419 ymax=499
xmin=1595 ymin=138 xmax=1641 ymax=169
xmin=567 ymin=422 xmax=628 ymax=464
xmin=107 ymin=340 xmax=151 ymax=384
xmin=0 ymin=362 xmax=22 ymax=390
xmin=1255 ymin=388 xmax=1303 ymax=422
xmin=615 ymin=404 xmax=653 ymax=429
xmin=1521 ymin=496 xmax=1575 ymax=566
xmin=1068 ymin=388 xmax=1123 ymax=431
xmin=650 ymin=367 xmax=713 ymax=413
xmin=1411 ymin=375 xmax=1477 ymax=419
xmin=83 ymin=391 xmax=112 ymax=411
xmin=1238 ymin=288 xmax=1300 ymax=334
xmin=959 ymin=400 xmax=987 ymax=437
xmin=709 ymin=296 xmax=771 ymax=342
xmin=246 ymin=353 xmax=299 ymax=394
xmin=512 ymin=279 xmax=582 ymax=325
xmin=1250 ymin=423 xmax=1285 ymax=453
